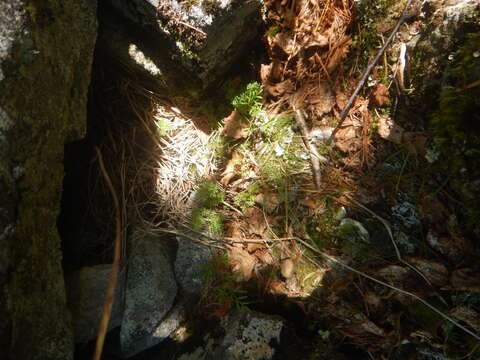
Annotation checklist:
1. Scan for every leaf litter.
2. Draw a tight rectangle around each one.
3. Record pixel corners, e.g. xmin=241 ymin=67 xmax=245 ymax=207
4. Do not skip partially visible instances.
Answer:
xmin=150 ymin=0 xmax=480 ymax=357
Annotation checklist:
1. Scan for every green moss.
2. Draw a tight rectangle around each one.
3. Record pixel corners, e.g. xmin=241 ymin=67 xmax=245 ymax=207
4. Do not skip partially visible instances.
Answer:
xmin=234 ymin=183 xmax=260 ymax=212
xmin=0 ymin=0 xmax=97 ymax=358
xmin=191 ymin=208 xmax=224 ymax=236
xmin=429 ymin=33 xmax=480 ymax=237
xmin=195 ymin=180 xmax=225 ymax=208
xmin=232 ymin=81 xmax=263 ymax=119
xmin=350 ymin=0 xmax=405 ymax=70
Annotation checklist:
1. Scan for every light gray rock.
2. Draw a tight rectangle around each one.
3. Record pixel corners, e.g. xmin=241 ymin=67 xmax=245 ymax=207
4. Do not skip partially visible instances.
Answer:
xmin=0 ymin=0 xmax=97 ymax=358
xmin=120 ymin=234 xmax=178 ymax=358
xmin=66 ymin=265 xmax=126 ymax=344
xmin=175 ymin=235 xmax=213 ymax=296
xmin=339 ymin=218 xmax=370 ymax=243
xmin=178 ymin=310 xmax=285 ymax=360
xmin=103 ymin=0 xmax=263 ymax=89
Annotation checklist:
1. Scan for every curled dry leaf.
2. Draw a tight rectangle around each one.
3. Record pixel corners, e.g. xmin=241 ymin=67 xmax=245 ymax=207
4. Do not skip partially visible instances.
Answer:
xmin=228 ymin=245 xmax=256 ymax=282
xmin=244 ymin=207 xmax=267 ymax=236
xmin=221 ymin=110 xmax=248 ymax=139
xmin=450 ymin=306 xmax=480 ymax=331
xmin=371 ymin=83 xmax=389 ymax=107
xmin=446 ymin=268 xmax=480 ymax=292
xmin=405 ymin=257 xmax=448 ymax=287
xmin=326 ymin=303 xmax=386 ymax=337
xmin=271 ymin=32 xmax=296 ymax=57
xmin=225 ymin=220 xmax=244 ymax=238
xmin=255 ymin=191 xmax=281 ymax=213
xmin=220 ymin=150 xmax=241 ymax=186
xmin=306 ymin=82 xmax=335 ymax=116
xmin=264 ymin=79 xmax=293 ymax=97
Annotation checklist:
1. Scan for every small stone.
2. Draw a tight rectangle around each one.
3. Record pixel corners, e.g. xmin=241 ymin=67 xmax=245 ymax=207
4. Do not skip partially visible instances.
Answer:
xmin=280 ymin=258 xmax=295 ymax=279
xmin=339 ymin=218 xmax=370 ymax=243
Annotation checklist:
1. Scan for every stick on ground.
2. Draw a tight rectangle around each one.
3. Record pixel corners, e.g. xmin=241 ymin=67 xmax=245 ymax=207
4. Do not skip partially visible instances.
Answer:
xmin=328 ymin=0 xmax=415 ymax=142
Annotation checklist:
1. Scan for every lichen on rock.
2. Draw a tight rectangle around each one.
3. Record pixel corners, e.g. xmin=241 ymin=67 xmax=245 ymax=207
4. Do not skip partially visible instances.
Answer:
xmin=0 ymin=0 xmax=97 ymax=358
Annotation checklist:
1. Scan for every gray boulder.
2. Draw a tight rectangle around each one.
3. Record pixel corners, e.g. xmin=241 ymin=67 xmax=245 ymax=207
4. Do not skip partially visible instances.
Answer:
xmin=66 ymin=265 xmax=126 ymax=344
xmin=175 ymin=235 xmax=213 ymax=296
xmin=0 ymin=0 xmax=97 ymax=358
xmin=103 ymin=0 xmax=263 ymax=89
xmin=120 ymin=234 xmax=178 ymax=357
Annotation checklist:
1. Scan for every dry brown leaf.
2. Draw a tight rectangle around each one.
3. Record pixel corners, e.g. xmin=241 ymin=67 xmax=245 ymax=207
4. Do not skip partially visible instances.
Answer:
xmin=260 ymin=63 xmax=271 ymax=84
xmin=220 ymin=150 xmax=241 ymax=186
xmin=228 ymin=245 xmax=256 ymax=282
xmin=221 ymin=110 xmax=248 ymax=139
xmin=371 ymin=83 xmax=389 ymax=107
xmin=307 ymin=82 xmax=335 ymax=115
xmin=336 ymin=92 xmax=348 ymax=110
xmin=264 ymin=79 xmax=293 ymax=97
xmin=255 ymin=192 xmax=281 ymax=213
xmin=255 ymin=249 xmax=274 ymax=265
xmin=446 ymin=268 xmax=480 ymax=292
xmin=405 ymin=257 xmax=448 ymax=287
xmin=450 ymin=306 xmax=480 ymax=331
xmin=225 ymin=220 xmax=244 ymax=238
xmin=244 ymin=207 xmax=267 ymax=236
xmin=335 ymin=126 xmax=360 ymax=152
xmin=300 ymin=196 xmax=318 ymax=210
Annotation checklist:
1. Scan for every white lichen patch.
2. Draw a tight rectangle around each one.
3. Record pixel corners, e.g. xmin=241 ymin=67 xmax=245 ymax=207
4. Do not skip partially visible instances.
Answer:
xmin=0 ymin=2 xmax=25 ymax=82
xmin=226 ymin=313 xmax=283 ymax=360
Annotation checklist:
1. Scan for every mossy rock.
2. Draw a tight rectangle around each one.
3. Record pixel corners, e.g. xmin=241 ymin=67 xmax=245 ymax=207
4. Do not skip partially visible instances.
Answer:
xmin=0 ymin=0 xmax=97 ymax=358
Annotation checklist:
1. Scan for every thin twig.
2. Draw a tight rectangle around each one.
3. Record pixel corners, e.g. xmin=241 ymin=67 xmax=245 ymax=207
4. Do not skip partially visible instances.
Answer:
xmin=93 ymin=147 xmax=123 ymax=360
xmin=293 ymin=109 xmax=325 ymax=190
xmin=156 ymin=228 xmax=225 ymax=250
xmin=328 ymin=0 xmax=414 ymax=142
xmin=177 ymin=20 xmax=207 ymax=36
xmin=294 ymin=236 xmax=480 ymax=341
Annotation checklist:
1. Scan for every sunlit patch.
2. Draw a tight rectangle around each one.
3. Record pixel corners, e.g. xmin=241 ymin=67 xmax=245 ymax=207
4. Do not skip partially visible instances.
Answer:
xmin=128 ymin=43 xmax=163 ymax=78
xmin=153 ymin=105 xmax=218 ymax=221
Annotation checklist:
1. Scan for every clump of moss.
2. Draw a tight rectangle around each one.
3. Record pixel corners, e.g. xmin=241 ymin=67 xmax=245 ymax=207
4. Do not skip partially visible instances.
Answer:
xmin=350 ymin=0 xmax=404 ymax=69
xmin=430 ymin=32 xmax=480 ymax=237
xmin=234 ymin=183 xmax=260 ymax=212
xmin=232 ymin=81 xmax=263 ymax=118
xmin=195 ymin=180 xmax=225 ymax=208
xmin=190 ymin=180 xmax=225 ymax=235
xmin=191 ymin=208 xmax=224 ymax=236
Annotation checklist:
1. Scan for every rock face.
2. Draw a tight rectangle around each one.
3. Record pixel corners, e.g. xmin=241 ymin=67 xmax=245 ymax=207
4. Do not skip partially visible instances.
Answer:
xmin=178 ymin=310 xmax=285 ymax=360
xmin=66 ymin=265 xmax=126 ymax=344
xmin=0 ymin=1 xmax=97 ymax=359
xmin=120 ymin=234 xmax=178 ymax=357
xmin=103 ymin=0 xmax=263 ymax=90
xmin=410 ymin=0 xmax=480 ymax=236
xmin=175 ymin=235 xmax=213 ymax=296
